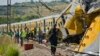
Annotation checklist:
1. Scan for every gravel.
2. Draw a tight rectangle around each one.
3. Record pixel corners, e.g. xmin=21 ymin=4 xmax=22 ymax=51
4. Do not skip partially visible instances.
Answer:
xmin=20 ymin=41 xmax=77 ymax=56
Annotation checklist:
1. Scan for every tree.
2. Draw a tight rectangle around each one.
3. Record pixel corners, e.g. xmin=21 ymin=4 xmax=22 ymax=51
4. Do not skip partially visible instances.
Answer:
xmin=61 ymin=0 xmax=66 ymax=2
xmin=31 ymin=0 xmax=34 ymax=3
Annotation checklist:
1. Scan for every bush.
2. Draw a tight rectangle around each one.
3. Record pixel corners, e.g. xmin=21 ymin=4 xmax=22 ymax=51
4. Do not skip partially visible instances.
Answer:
xmin=0 ymin=34 xmax=20 ymax=56
xmin=0 ymin=45 xmax=6 ymax=55
xmin=5 ymin=46 xmax=19 ymax=56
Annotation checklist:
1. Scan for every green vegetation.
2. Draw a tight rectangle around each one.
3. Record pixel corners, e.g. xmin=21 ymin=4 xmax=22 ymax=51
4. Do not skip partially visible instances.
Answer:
xmin=0 ymin=35 xmax=20 ymax=56
xmin=0 ymin=15 xmax=39 ymax=24
xmin=0 ymin=17 xmax=7 ymax=24
xmin=5 ymin=46 xmax=19 ymax=56
xmin=0 ymin=1 xmax=68 ymax=24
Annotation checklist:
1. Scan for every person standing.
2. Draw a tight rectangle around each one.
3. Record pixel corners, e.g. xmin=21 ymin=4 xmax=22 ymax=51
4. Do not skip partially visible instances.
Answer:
xmin=20 ymin=29 xmax=27 ymax=46
xmin=48 ymin=24 xmax=59 ymax=56
xmin=9 ymin=29 xmax=14 ymax=38
xmin=38 ymin=27 xmax=43 ymax=44
xmin=15 ymin=29 xmax=20 ymax=43
xmin=26 ymin=29 xmax=30 ymax=42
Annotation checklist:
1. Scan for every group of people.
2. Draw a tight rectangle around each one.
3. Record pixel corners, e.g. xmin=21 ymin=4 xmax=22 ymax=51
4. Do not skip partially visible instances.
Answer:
xmin=14 ymin=28 xmax=46 ymax=46
xmin=6 ymin=24 xmax=59 ymax=56
xmin=0 ymin=27 xmax=45 ymax=46
xmin=10 ymin=28 xmax=35 ymax=46
xmin=0 ymin=24 xmax=61 ymax=56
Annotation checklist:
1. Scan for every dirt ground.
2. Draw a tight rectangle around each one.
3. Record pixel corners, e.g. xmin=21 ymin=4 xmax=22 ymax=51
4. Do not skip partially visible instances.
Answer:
xmin=20 ymin=40 xmax=77 ymax=56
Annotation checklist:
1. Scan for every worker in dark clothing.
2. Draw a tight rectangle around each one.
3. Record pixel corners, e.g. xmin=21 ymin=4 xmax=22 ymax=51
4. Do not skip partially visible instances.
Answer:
xmin=29 ymin=30 xmax=34 ymax=40
xmin=38 ymin=28 xmax=43 ymax=44
xmin=34 ymin=27 xmax=37 ymax=39
xmin=15 ymin=29 xmax=20 ymax=43
xmin=48 ymin=24 xmax=58 ymax=56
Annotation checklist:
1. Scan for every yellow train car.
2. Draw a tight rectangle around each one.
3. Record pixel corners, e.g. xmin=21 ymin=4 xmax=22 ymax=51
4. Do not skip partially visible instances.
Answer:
xmin=0 ymin=15 xmax=59 ymax=34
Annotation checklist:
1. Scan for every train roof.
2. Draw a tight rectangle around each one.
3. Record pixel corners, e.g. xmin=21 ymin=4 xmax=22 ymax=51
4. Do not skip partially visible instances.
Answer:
xmin=0 ymin=14 xmax=60 ymax=26
xmin=0 ymin=24 xmax=7 ymax=27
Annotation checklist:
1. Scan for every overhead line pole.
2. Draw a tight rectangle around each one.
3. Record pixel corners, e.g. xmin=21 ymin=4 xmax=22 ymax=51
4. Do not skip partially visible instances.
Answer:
xmin=7 ymin=0 xmax=11 ymax=33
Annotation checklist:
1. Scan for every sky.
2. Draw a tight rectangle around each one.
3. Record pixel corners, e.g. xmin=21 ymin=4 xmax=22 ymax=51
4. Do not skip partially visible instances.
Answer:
xmin=0 ymin=0 xmax=53 ymax=5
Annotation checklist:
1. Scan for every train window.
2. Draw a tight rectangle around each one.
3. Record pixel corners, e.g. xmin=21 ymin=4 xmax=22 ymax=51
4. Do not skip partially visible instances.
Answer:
xmin=60 ymin=22 xmax=63 ymax=26
xmin=46 ymin=22 xmax=48 ymax=26
xmin=58 ymin=23 xmax=60 ymax=27
xmin=17 ymin=25 xmax=19 ymax=30
xmin=36 ymin=22 xmax=38 ymax=27
xmin=47 ymin=27 xmax=49 ymax=30
xmin=18 ymin=25 xmax=19 ymax=29
xmin=29 ymin=22 xmax=31 ymax=28
xmin=39 ymin=23 xmax=40 ymax=27
xmin=41 ymin=22 xmax=43 ymax=26
xmin=37 ymin=23 xmax=39 ymax=27
xmin=38 ymin=23 xmax=39 ymax=27
xmin=43 ymin=20 xmax=45 ymax=26
xmin=53 ymin=17 xmax=55 ymax=24
xmin=2 ymin=27 xmax=4 ymax=32
xmin=13 ymin=25 xmax=15 ymax=30
xmin=0 ymin=27 xmax=1 ymax=31
xmin=45 ymin=22 xmax=47 ymax=26
xmin=0 ymin=27 xmax=3 ymax=31
xmin=49 ymin=22 xmax=51 ymax=26
xmin=51 ymin=22 xmax=52 ymax=26
xmin=21 ymin=24 xmax=23 ymax=29
xmin=40 ymin=22 xmax=42 ymax=27
xmin=50 ymin=22 xmax=51 ymax=26
xmin=25 ymin=24 xmax=27 ymax=27
xmin=42 ymin=22 xmax=44 ymax=26
xmin=41 ymin=22 xmax=42 ymax=26
xmin=40 ymin=23 xmax=42 ymax=27
xmin=48 ymin=22 xmax=49 ymax=26
xmin=47 ymin=22 xmax=49 ymax=26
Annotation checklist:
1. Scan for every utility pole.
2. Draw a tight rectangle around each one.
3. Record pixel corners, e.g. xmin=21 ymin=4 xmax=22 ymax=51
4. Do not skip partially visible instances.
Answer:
xmin=7 ymin=0 xmax=11 ymax=32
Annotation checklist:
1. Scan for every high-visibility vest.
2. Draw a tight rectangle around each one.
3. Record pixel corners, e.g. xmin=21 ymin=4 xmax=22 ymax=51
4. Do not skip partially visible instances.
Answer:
xmin=21 ymin=30 xmax=27 ymax=38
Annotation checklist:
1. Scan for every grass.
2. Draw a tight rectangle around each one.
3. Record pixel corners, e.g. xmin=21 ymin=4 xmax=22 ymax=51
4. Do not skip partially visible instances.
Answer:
xmin=0 ymin=34 xmax=20 ymax=56
xmin=5 ymin=45 xmax=19 ymax=56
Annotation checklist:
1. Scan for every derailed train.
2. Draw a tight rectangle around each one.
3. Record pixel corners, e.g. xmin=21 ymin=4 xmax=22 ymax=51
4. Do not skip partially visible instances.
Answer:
xmin=0 ymin=0 xmax=100 ymax=56
xmin=0 ymin=14 xmax=63 ymax=33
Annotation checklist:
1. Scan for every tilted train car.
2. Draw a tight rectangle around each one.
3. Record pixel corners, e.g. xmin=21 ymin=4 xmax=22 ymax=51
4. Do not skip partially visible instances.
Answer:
xmin=0 ymin=14 xmax=62 ymax=34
